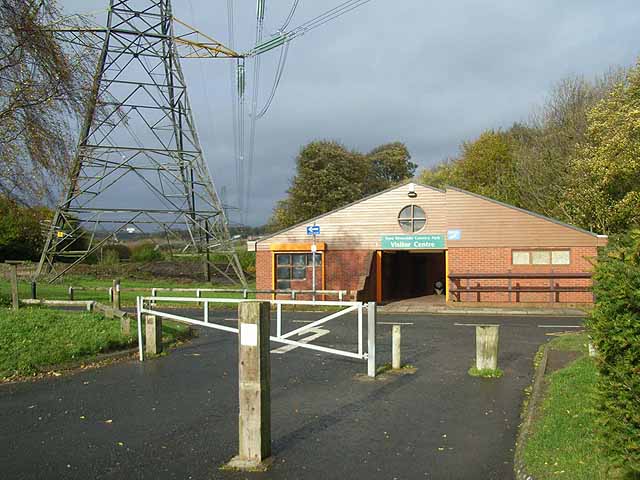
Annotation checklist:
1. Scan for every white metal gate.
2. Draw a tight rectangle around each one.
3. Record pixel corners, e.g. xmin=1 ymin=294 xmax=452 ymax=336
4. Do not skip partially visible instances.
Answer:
xmin=136 ymin=296 xmax=377 ymax=376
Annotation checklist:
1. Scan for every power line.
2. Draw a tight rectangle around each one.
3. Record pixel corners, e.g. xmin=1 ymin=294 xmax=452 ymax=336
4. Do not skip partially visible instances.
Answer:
xmin=244 ymin=0 xmax=266 ymax=225
xmin=226 ymin=0 xmax=242 ymax=219
xmin=256 ymin=39 xmax=290 ymax=119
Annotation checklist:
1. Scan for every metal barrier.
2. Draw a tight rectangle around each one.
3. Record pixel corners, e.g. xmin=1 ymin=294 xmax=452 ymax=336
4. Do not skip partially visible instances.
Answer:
xmin=135 ymin=296 xmax=376 ymax=376
xmin=68 ymin=285 xmax=348 ymax=301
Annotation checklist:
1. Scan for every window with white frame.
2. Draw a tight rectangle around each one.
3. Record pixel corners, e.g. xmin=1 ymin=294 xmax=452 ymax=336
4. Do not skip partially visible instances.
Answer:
xmin=512 ymin=250 xmax=570 ymax=265
xmin=398 ymin=205 xmax=426 ymax=233
xmin=275 ymin=253 xmax=322 ymax=290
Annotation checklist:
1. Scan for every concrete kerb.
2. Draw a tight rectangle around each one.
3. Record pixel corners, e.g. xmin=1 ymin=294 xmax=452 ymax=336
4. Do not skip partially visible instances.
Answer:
xmin=513 ymin=344 xmax=550 ymax=480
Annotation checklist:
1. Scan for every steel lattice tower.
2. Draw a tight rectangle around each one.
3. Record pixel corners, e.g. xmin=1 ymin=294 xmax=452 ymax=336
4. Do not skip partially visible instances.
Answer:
xmin=37 ymin=0 xmax=246 ymax=285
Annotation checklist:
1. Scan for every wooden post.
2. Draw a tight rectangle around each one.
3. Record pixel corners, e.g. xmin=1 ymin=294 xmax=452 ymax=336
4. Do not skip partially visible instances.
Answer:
xmin=476 ymin=325 xmax=499 ymax=371
xmin=68 ymin=286 xmax=74 ymax=301
xmin=31 ymin=281 xmax=37 ymax=300
xmin=9 ymin=263 xmax=19 ymax=310
xmin=112 ymin=279 xmax=121 ymax=310
xmin=226 ymin=301 xmax=272 ymax=470
xmin=392 ymin=325 xmax=401 ymax=370
xmin=145 ymin=315 xmax=162 ymax=355
xmin=120 ymin=315 xmax=131 ymax=336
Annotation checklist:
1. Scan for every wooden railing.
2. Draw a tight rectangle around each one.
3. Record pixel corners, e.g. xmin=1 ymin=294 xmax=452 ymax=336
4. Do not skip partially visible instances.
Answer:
xmin=448 ymin=272 xmax=593 ymax=303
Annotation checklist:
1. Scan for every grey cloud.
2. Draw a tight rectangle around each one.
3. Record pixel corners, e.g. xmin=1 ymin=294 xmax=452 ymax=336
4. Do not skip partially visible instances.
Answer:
xmin=61 ymin=0 xmax=640 ymax=225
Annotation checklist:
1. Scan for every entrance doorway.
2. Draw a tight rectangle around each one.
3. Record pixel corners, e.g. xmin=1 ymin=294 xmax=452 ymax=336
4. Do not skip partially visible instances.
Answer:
xmin=380 ymin=251 xmax=445 ymax=302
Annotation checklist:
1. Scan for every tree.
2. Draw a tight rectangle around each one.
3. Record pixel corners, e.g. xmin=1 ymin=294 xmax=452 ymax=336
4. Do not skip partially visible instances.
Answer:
xmin=515 ymin=71 xmax=625 ymax=222
xmin=420 ymin=129 xmax=519 ymax=206
xmin=564 ymin=63 xmax=640 ymax=234
xmin=364 ymin=142 xmax=416 ymax=194
xmin=268 ymin=140 xmax=416 ymax=230
xmin=419 ymin=70 xmax=626 ymax=225
xmin=0 ymin=195 xmax=50 ymax=261
xmin=0 ymin=0 xmax=90 ymax=204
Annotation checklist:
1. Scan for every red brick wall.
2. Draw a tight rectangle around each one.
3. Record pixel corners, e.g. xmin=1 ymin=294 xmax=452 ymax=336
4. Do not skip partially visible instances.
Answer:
xmin=255 ymin=250 xmax=373 ymax=300
xmin=448 ymin=246 xmax=596 ymax=303
xmin=255 ymin=251 xmax=272 ymax=300
xmin=257 ymin=246 xmax=597 ymax=304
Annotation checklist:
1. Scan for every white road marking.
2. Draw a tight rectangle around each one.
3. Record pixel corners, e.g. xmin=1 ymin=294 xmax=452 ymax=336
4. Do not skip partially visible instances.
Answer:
xmin=292 ymin=320 xmax=312 ymax=324
xmin=271 ymin=327 xmax=330 ymax=354
xmin=377 ymin=322 xmax=414 ymax=325
xmin=538 ymin=325 xmax=583 ymax=328
xmin=454 ymin=323 xmax=500 ymax=327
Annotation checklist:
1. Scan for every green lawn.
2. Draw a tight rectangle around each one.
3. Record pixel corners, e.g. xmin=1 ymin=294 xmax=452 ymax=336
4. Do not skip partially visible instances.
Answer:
xmin=523 ymin=333 xmax=636 ymax=480
xmin=0 ymin=275 xmax=257 ymax=308
xmin=0 ymin=307 xmax=191 ymax=380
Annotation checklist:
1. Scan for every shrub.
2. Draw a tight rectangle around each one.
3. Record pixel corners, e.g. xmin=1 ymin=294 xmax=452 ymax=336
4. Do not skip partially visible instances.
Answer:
xmin=587 ymin=229 xmax=640 ymax=473
xmin=100 ymin=248 xmax=120 ymax=265
xmin=237 ymin=248 xmax=256 ymax=274
xmin=130 ymin=243 xmax=162 ymax=263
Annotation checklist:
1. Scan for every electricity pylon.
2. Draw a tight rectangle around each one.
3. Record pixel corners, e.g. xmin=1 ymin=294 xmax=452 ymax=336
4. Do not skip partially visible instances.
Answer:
xmin=36 ymin=0 xmax=246 ymax=285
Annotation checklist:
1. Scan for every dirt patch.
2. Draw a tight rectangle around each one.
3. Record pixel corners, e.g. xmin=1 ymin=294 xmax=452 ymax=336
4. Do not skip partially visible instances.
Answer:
xmin=546 ymin=349 xmax=582 ymax=374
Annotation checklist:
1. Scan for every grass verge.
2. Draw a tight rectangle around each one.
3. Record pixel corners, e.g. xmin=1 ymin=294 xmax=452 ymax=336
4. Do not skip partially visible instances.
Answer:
xmin=0 ymin=307 xmax=191 ymax=381
xmin=522 ymin=333 xmax=637 ymax=480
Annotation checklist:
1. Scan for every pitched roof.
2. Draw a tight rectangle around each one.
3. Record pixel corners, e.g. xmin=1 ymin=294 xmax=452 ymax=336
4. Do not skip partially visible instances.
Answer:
xmin=256 ymin=181 xmax=604 ymax=245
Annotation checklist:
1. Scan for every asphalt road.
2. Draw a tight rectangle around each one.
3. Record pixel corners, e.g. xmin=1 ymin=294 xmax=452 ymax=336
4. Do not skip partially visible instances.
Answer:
xmin=0 ymin=310 xmax=583 ymax=480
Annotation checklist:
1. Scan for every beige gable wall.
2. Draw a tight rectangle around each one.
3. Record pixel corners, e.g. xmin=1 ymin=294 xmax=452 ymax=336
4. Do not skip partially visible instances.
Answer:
xmin=445 ymin=189 xmax=603 ymax=248
xmin=256 ymin=184 xmax=447 ymax=251
xmin=257 ymin=184 xmax=605 ymax=251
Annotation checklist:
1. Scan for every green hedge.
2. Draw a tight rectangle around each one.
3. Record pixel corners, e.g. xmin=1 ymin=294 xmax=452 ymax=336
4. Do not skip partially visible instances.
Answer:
xmin=587 ymin=229 xmax=640 ymax=473
xmin=130 ymin=242 xmax=163 ymax=262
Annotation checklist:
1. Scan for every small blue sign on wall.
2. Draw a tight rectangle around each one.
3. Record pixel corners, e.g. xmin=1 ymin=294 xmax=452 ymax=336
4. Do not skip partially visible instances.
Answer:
xmin=447 ymin=229 xmax=461 ymax=241
xmin=381 ymin=234 xmax=445 ymax=250
xmin=306 ymin=225 xmax=320 ymax=235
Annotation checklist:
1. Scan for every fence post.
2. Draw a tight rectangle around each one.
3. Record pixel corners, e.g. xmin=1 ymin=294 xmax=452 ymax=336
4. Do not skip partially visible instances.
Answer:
xmin=68 ymin=286 xmax=74 ymax=301
xmin=145 ymin=314 xmax=162 ymax=355
xmin=392 ymin=325 xmax=402 ymax=370
xmin=243 ymin=289 xmax=248 ymax=299
xmin=8 ymin=263 xmax=19 ymax=310
xmin=112 ymin=279 xmax=121 ymax=310
xmin=120 ymin=314 xmax=131 ymax=336
xmin=367 ymin=302 xmax=376 ymax=377
xmin=476 ymin=325 xmax=499 ymax=371
xmin=226 ymin=301 xmax=272 ymax=470
xmin=136 ymin=297 xmax=144 ymax=361
xmin=31 ymin=281 xmax=37 ymax=300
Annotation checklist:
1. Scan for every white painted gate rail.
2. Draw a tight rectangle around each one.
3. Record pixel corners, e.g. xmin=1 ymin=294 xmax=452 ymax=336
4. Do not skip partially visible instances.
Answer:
xmin=135 ymin=296 xmax=377 ymax=376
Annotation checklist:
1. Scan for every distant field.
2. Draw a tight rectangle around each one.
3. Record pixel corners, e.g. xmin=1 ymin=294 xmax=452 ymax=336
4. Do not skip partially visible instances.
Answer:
xmin=0 ymin=276 xmax=257 ymax=308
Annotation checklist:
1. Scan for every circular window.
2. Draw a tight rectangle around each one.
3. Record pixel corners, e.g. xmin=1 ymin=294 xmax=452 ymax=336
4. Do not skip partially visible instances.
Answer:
xmin=398 ymin=205 xmax=426 ymax=232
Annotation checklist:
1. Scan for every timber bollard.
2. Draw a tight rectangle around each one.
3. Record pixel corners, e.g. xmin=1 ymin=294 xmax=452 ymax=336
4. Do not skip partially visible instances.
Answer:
xmin=225 ymin=301 xmax=272 ymax=470
xmin=121 ymin=315 xmax=131 ymax=336
xmin=68 ymin=286 xmax=74 ymax=301
xmin=475 ymin=325 xmax=499 ymax=371
xmin=392 ymin=325 xmax=402 ymax=370
xmin=31 ymin=281 xmax=37 ymax=300
xmin=145 ymin=315 xmax=162 ymax=355
xmin=8 ymin=263 xmax=19 ymax=310
xmin=112 ymin=279 xmax=121 ymax=310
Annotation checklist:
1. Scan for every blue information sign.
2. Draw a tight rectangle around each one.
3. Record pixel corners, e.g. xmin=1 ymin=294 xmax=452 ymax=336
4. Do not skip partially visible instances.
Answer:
xmin=306 ymin=225 xmax=320 ymax=235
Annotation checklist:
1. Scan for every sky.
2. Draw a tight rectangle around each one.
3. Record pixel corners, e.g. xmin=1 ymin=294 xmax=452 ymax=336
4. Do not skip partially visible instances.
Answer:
xmin=61 ymin=0 xmax=640 ymax=226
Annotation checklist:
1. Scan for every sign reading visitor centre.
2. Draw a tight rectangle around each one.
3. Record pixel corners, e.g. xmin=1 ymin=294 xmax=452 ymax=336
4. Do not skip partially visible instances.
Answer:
xmin=380 ymin=234 xmax=446 ymax=250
